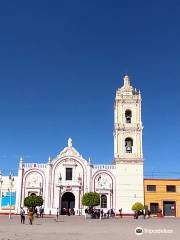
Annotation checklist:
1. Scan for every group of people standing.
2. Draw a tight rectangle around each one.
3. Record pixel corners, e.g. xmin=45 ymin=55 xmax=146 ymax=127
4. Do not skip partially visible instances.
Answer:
xmin=20 ymin=206 xmax=44 ymax=225
xmin=133 ymin=209 xmax=151 ymax=219
xmin=85 ymin=208 xmax=115 ymax=219
xmin=118 ymin=208 xmax=152 ymax=219
xmin=34 ymin=206 xmax=44 ymax=218
xmin=20 ymin=207 xmax=33 ymax=225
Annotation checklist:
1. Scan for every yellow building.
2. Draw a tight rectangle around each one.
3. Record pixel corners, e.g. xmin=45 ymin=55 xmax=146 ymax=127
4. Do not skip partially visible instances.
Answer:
xmin=144 ymin=179 xmax=180 ymax=217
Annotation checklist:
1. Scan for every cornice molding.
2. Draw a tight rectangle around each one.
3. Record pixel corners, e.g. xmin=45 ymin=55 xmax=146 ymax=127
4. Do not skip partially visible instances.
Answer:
xmin=114 ymin=158 xmax=144 ymax=164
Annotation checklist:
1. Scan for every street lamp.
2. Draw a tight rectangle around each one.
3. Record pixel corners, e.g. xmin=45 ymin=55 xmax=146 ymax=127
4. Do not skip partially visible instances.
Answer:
xmin=109 ymin=183 xmax=113 ymax=209
xmin=97 ymin=175 xmax=102 ymax=220
xmin=9 ymin=171 xmax=14 ymax=219
xmin=0 ymin=170 xmax=3 ymax=210
xmin=78 ymin=175 xmax=82 ymax=216
xmin=39 ymin=182 xmax=43 ymax=196
xmin=58 ymin=173 xmax=63 ymax=216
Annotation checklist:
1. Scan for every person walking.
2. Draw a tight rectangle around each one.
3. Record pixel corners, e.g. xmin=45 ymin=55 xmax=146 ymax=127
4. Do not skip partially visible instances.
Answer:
xmin=56 ymin=208 xmax=59 ymax=221
xmin=40 ymin=206 xmax=44 ymax=218
xmin=41 ymin=206 xmax=44 ymax=218
xmin=143 ymin=208 xmax=146 ymax=219
xmin=147 ymin=210 xmax=151 ymax=218
xmin=28 ymin=208 xmax=34 ymax=225
xmin=119 ymin=208 xmax=123 ymax=218
xmin=20 ymin=207 xmax=25 ymax=224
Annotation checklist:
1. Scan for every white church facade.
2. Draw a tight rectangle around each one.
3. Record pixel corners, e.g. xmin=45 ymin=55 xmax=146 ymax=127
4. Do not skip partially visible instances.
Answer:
xmin=0 ymin=75 xmax=144 ymax=215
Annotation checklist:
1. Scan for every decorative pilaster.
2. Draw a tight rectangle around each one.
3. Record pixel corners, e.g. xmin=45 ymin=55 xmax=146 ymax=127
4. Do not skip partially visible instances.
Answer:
xmin=15 ymin=157 xmax=24 ymax=213
xmin=44 ymin=157 xmax=52 ymax=214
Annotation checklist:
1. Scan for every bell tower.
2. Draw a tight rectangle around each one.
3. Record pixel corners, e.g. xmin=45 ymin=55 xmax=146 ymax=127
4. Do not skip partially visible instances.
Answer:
xmin=114 ymin=75 xmax=143 ymax=162
xmin=114 ymin=75 xmax=144 ymax=214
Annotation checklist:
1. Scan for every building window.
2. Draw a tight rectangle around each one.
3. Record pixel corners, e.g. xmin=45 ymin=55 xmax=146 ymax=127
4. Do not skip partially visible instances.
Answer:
xmin=150 ymin=203 xmax=159 ymax=214
xmin=147 ymin=185 xmax=156 ymax=192
xmin=125 ymin=110 xmax=132 ymax=123
xmin=66 ymin=168 xmax=72 ymax=180
xmin=101 ymin=195 xmax=107 ymax=208
xmin=166 ymin=185 xmax=176 ymax=192
xmin=125 ymin=138 xmax=133 ymax=153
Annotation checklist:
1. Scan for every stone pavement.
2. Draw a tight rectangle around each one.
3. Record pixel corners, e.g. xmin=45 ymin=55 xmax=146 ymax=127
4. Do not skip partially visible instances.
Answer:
xmin=0 ymin=215 xmax=179 ymax=240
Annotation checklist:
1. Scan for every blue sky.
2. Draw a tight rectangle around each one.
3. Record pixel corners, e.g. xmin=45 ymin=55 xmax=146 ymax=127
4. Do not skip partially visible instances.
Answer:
xmin=0 ymin=0 xmax=180 ymax=177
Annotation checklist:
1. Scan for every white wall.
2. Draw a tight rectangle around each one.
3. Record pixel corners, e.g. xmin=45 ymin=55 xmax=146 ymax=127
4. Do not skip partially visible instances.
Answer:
xmin=115 ymin=162 xmax=144 ymax=214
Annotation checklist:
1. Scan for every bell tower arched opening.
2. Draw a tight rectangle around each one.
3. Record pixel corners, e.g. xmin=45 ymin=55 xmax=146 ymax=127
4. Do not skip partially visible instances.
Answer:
xmin=125 ymin=110 xmax=132 ymax=123
xmin=125 ymin=137 xmax=133 ymax=153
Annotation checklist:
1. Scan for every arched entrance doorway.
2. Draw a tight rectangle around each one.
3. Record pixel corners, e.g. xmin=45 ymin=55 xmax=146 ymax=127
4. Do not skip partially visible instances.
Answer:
xmin=61 ymin=192 xmax=75 ymax=213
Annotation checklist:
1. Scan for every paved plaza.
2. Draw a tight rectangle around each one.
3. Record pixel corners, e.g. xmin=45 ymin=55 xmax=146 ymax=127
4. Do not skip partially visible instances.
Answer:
xmin=0 ymin=215 xmax=179 ymax=240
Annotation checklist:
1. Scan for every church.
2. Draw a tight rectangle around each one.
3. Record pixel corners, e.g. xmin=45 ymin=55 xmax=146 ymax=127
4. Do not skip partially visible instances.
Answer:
xmin=0 ymin=75 xmax=144 ymax=215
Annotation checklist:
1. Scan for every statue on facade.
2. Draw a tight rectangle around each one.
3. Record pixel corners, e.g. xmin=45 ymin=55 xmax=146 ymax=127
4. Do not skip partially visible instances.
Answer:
xmin=68 ymin=138 xmax=72 ymax=147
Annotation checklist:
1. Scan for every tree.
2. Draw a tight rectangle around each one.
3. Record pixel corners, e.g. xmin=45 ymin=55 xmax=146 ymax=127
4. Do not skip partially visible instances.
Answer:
xmin=131 ymin=202 xmax=144 ymax=212
xmin=81 ymin=192 xmax=100 ymax=209
xmin=24 ymin=195 xmax=43 ymax=210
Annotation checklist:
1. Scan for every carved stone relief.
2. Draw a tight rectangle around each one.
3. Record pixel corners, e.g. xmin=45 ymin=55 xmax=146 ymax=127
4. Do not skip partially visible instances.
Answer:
xmin=26 ymin=172 xmax=42 ymax=188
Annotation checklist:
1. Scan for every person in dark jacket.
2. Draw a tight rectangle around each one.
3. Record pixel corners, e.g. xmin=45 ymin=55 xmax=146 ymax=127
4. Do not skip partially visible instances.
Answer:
xmin=20 ymin=207 xmax=25 ymax=224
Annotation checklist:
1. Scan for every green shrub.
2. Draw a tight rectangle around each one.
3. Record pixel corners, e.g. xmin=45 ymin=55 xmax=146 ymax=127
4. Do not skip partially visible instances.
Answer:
xmin=131 ymin=202 xmax=144 ymax=211
xmin=24 ymin=195 xmax=43 ymax=210
xmin=81 ymin=192 xmax=100 ymax=208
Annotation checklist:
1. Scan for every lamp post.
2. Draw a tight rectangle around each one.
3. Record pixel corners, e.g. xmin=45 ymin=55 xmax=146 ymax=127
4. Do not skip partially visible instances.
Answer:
xmin=39 ymin=182 xmax=43 ymax=196
xmin=9 ymin=172 xmax=14 ymax=219
xmin=109 ymin=183 xmax=113 ymax=209
xmin=0 ymin=170 xmax=3 ymax=210
xmin=97 ymin=175 xmax=102 ymax=220
xmin=78 ymin=175 xmax=82 ymax=216
xmin=58 ymin=174 xmax=63 ymax=216
xmin=99 ymin=189 xmax=102 ymax=220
